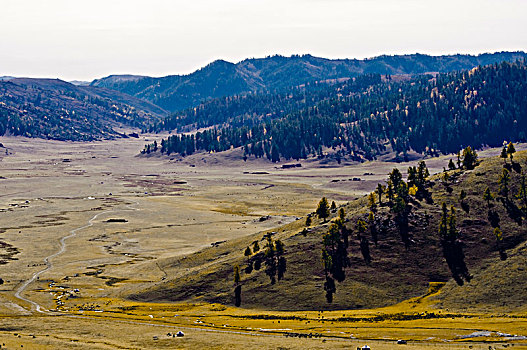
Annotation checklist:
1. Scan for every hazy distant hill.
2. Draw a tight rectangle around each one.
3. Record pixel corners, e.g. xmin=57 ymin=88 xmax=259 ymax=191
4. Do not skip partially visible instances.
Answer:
xmin=0 ymin=78 xmax=166 ymax=141
xmin=92 ymin=51 xmax=527 ymax=112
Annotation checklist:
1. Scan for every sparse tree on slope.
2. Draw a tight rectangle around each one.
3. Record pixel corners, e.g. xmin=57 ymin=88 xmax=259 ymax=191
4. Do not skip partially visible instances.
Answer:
xmin=462 ymin=146 xmax=478 ymax=170
xmin=483 ymin=187 xmax=494 ymax=208
xmin=500 ymin=146 xmax=508 ymax=164
xmin=499 ymin=168 xmax=511 ymax=198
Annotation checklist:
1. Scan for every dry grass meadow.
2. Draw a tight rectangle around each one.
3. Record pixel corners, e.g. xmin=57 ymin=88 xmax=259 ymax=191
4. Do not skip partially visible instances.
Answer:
xmin=0 ymin=135 xmax=526 ymax=349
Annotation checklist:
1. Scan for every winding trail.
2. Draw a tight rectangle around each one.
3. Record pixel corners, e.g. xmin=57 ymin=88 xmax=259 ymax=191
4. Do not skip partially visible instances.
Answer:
xmin=8 ymin=197 xmax=307 ymax=344
xmin=14 ymin=199 xmax=140 ymax=313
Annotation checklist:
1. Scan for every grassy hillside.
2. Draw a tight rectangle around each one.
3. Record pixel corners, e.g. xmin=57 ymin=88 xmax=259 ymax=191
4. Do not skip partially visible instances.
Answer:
xmin=130 ymin=150 xmax=527 ymax=312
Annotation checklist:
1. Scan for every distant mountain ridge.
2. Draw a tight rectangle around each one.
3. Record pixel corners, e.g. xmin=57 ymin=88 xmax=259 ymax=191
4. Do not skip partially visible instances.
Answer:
xmin=92 ymin=51 xmax=527 ymax=112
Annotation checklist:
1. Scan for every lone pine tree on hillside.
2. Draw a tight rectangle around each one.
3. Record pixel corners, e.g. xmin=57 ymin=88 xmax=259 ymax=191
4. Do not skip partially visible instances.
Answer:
xmin=507 ymin=142 xmax=516 ymax=162
xmin=499 ymin=168 xmax=511 ymax=198
xmin=483 ymin=187 xmax=494 ymax=208
xmin=462 ymin=146 xmax=478 ymax=170
xmin=368 ymin=192 xmax=376 ymax=211
xmin=338 ymin=207 xmax=345 ymax=222
xmin=244 ymin=246 xmax=252 ymax=257
xmin=316 ymin=197 xmax=330 ymax=222
xmin=448 ymin=159 xmax=456 ymax=170
xmin=244 ymin=246 xmax=253 ymax=273
xmin=501 ymin=146 xmax=508 ymax=164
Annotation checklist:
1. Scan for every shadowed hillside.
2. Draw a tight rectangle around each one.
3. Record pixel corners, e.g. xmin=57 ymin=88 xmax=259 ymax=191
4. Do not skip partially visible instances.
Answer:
xmin=130 ymin=149 xmax=527 ymax=312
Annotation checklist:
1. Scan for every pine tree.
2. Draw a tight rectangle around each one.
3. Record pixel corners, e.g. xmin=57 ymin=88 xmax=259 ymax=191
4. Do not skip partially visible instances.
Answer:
xmin=264 ymin=235 xmax=277 ymax=284
xmin=356 ymin=219 xmax=367 ymax=239
xmin=448 ymin=159 xmax=456 ymax=170
xmin=376 ymin=183 xmax=385 ymax=205
xmin=316 ymin=197 xmax=330 ymax=222
xmin=338 ymin=208 xmax=345 ymax=222
xmin=331 ymin=201 xmax=337 ymax=210
xmin=275 ymin=239 xmax=286 ymax=281
xmin=483 ymin=187 xmax=494 ymax=208
xmin=271 ymin=143 xmax=280 ymax=163
xmin=305 ymin=215 xmax=312 ymax=226
xmin=494 ymin=227 xmax=503 ymax=244
xmin=368 ymin=192 xmax=376 ymax=210
xmin=360 ymin=236 xmax=371 ymax=265
xmin=416 ymin=161 xmax=430 ymax=191
xmin=389 ymin=168 xmax=403 ymax=189
xmin=500 ymin=146 xmax=508 ymax=164
xmin=244 ymin=246 xmax=252 ymax=256
xmin=462 ymin=146 xmax=478 ymax=170
xmin=507 ymin=142 xmax=516 ymax=162
xmin=447 ymin=206 xmax=457 ymax=239
xmin=494 ymin=227 xmax=505 ymax=260
xmin=442 ymin=171 xmax=450 ymax=186
xmin=387 ymin=179 xmax=394 ymax=205
xmin=252 ymin=240 xmax=260 ymax=253
xmin=499 ymin=168 xmax=511 ymax=198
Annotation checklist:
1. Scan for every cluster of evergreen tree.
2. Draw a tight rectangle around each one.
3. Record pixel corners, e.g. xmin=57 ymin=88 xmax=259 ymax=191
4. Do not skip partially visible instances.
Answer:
xmin=322 ymin=208 xmax=350 ymax=303
xmin=144 ymin=61 xmax=527 ymax=162
xmin=317 ymin=160 xmax=434 ymax=301
xmin=233 ymin=233 xmax=287 ymax=306
xmin=438 ymin=203 xmax=471 ymax=285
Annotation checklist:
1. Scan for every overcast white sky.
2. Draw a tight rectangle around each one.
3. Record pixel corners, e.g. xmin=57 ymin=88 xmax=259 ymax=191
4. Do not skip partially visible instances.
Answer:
xmin=1 ymin=0 xmax=526 ymax=81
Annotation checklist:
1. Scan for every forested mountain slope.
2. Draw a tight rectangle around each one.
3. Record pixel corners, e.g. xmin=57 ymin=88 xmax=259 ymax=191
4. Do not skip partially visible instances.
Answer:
xmin=93 ymin=51 xmax=527 ymax=113
xmin=0 ymin=78 xmax=166 ymax=141
xmin=144 ymin=60 xmax=527 ymax=162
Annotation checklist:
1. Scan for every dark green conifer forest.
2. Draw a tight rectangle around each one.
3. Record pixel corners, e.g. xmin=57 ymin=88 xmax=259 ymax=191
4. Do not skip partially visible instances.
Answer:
xmin=144 ymin=61 xmax=527 ymax=161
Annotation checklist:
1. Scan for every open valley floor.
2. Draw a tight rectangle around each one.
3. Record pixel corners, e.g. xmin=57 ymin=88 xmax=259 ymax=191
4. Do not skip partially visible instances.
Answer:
xmin=0 ymin=136 xmax=526 ymax=349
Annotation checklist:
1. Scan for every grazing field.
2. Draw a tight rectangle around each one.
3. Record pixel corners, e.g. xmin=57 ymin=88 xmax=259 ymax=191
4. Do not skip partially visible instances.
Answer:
xmin=0 ymin=135 xmax=526 ymax=349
